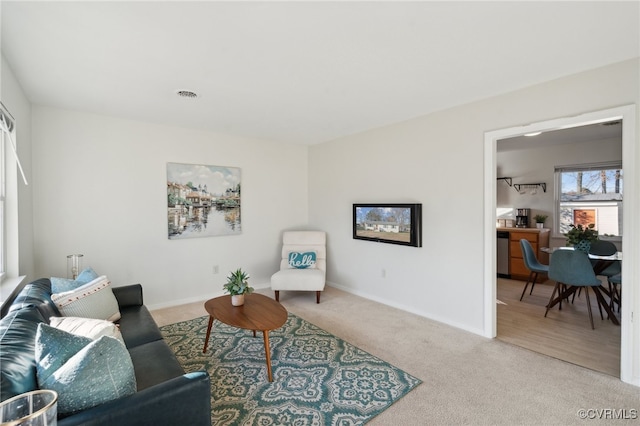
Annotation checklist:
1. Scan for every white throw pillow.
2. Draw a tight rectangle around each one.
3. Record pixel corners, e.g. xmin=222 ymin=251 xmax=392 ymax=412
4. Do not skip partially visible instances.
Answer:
xmin=49 ymin=316 xmax=124 ymax=346
xmin=52 ymin=276 xmax=121 ymax=322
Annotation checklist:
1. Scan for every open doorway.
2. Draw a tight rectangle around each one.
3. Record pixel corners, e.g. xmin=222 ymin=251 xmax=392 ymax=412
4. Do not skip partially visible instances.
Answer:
xmin=483 ymin=105 xmax=638 ymax=385
xmin=495 ymin=121 xmax=622 ymax=376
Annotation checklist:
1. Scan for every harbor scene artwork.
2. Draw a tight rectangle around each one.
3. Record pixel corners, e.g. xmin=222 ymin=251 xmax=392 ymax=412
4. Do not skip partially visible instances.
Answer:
xmin=167 ymin=162 xmax=241 ymax=239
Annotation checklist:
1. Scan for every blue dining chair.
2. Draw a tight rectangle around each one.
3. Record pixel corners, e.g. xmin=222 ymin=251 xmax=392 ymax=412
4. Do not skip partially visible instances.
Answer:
xmin=545 ymin=249 xmax=605 ymax=329
xmin=570 ymin=239 xmax=621 ymax=304
xmin=588 ymin=240 xmax=621 ymax=278
xmin=519 ymin=239 xmax=549 ymax=301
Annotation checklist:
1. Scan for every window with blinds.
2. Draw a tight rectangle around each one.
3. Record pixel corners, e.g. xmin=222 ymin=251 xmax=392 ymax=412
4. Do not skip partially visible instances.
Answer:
xmin=0 ymin=102 xmax=17 ymax=281
xmin=0 ymin=108 xmax=7 ymax=280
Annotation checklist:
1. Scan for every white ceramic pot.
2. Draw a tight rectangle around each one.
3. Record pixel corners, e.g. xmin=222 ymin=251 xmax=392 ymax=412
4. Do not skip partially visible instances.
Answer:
xmin=231 ymin=294 xmax=245 ymax=306
xmin=536 ymin=223 xmax=544 ymax=229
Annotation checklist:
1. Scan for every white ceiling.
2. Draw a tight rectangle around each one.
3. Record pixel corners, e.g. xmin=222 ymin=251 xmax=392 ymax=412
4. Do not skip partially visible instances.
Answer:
xmin=1 ymin=1 xmax=638 ymax=145
xmin=498 ymin=120 xmax=623 ymax=152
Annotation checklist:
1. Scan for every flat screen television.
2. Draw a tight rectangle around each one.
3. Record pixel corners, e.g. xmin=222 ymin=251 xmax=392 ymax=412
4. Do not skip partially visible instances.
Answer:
xmin=353 ymin=203 xmax=422 ymax=247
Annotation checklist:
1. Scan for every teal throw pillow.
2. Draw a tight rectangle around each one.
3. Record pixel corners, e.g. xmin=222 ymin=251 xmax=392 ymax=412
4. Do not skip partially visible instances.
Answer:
xmin=35 ymin=323 xmax=93 ymax=384
xmin=35 ymin=324 xmax=136 ymax=414
xmin=51 ymin=267 xmax=99 ymax=293
xmin=288 ymin=251 xmax=317 ymax=269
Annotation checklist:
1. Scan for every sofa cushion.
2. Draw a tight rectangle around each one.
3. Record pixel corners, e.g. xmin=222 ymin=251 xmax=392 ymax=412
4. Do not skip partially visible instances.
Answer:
xmin=51 ymin=267 xmax=99 ymax=293
xmin=0 ymin=307 xmax=46 ymax=401
xmin=128 ymin=340 xmax=185 ymax=390
xmin=52 ymin=276 xmax=121 ymax=322
xmin=49 ymin=316 xmax=124 ymax=346
xmin=270 ymin=267 xmax=326 ymax=291
xmin=36 ymin=324 xmax=136 ymax=414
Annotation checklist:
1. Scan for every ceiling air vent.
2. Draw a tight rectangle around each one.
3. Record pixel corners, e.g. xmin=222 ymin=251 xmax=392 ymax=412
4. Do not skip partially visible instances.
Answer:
xmin=176 ymin=90 xmax=198 ymax=98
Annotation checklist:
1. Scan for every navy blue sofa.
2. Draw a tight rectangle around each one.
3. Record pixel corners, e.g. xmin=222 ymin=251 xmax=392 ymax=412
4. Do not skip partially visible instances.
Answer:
xmin=0 ymin=278 xmax=211 ymax=426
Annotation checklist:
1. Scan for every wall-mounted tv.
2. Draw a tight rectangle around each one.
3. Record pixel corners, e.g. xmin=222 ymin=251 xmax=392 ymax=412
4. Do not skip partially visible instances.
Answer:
xmin=353 ymin=203 xmax=422 ymax=247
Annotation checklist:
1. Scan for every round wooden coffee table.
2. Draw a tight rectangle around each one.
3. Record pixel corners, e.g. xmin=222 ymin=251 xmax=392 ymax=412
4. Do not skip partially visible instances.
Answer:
xmin=202 ymin=293 xmax=287 ymax=382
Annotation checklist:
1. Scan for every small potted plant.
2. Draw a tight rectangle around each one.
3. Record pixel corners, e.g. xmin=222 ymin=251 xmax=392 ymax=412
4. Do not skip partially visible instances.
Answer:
xmin=534 ymin=214 xmax=548 ymax=229
xmin=223 ymin=268 xmax=253 ymax=306
xmin=564 ymin=223 xmax=598 ymax=252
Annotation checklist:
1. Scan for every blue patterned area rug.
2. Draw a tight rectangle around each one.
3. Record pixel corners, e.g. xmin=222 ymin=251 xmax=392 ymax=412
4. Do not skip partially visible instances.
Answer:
xmin=160 ymin=313 xmax=421 ymax=425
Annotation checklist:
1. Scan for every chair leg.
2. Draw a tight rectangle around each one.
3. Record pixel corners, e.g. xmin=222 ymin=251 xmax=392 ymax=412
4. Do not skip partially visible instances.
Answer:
xmin=608 ymin=280 xmax=616 ymax=312
xmin=608 ymin=280 xmax=621 ymax=313
xmin=274 ymin=290 xmax=280 ymax=302
xmin=544 ymin=282 xmax=561 ymax=317
xmin=553 ymin=283 xmax=569 ymax=309
xmin=558 ymin=283 xmax=569 ymax=310
xmin=559 ymin=284 xmax=563 ymax=310
xmin=316 ymin=291 xmax=321 ymax=304
xmin=584 ymin=288 xmax=595 ymax=330
xmin=571 ymin=287 xmax=584 ymax=304
xmin=596 ymin=293 xmax=604 ymax=321
xmin=519 ymin=272 xmax=534 ymax=301
xmin=529 ymin=272 xmax=538 ymax=295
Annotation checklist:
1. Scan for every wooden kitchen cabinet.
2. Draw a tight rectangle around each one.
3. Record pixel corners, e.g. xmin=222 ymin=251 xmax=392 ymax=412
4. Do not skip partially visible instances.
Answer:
xmin=502 ymin=228 xmax=550 ymax=281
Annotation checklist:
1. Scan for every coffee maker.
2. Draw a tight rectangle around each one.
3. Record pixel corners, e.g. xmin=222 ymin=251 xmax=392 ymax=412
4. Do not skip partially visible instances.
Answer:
xmin=515 ymin=208 xmax=530 ymax=228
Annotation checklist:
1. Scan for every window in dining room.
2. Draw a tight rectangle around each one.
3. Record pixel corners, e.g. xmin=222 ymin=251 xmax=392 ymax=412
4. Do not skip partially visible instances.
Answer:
xmin=555 ymin=161 xmax=623 ymax=237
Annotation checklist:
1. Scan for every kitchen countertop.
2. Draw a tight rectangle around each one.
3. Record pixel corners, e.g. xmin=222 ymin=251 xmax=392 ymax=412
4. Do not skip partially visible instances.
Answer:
xmin=496 ymin=227 xmax=549 ymax=233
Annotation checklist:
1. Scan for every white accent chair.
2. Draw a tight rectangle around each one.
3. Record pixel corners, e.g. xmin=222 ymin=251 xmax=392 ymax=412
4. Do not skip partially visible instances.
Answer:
xmin=270 ymin=231 xmax=326 ymax=304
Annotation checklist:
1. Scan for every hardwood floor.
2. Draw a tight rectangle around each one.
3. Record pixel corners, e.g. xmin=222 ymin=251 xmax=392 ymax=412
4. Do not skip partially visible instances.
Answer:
xmin=497 ymin=277 xmax=621 ymax=377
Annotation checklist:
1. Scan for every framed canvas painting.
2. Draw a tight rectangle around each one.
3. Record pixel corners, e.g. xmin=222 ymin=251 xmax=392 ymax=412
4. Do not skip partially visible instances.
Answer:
xmin=167 ymin=162 xmax=241 ymax=239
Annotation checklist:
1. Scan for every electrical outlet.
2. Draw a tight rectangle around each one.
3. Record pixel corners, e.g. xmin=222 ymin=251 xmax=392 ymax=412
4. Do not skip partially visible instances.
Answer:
xmin=213 ymin=265 xmax=219 ymax=274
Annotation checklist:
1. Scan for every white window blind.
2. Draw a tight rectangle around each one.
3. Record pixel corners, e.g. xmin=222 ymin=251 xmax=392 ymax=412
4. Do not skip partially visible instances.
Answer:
xmin=0 ymin=102 xmax=27 ymax=186
xmin=0 ymin=106 xmax=7 ymax=279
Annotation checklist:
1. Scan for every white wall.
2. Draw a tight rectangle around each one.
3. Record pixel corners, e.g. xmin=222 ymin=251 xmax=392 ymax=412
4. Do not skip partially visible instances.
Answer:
xmin=14 ymin=56 xmax=640 ymax=342
xmin=31 ymin=106 xmax=309 ymax=308
xmin=309 ymin=58 xmax=639 ymax=335
xmin=497 ymin=137 xmax=623 ymax=248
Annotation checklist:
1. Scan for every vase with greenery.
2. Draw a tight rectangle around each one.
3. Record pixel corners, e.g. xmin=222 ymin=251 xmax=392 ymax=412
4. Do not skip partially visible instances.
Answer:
xmin=534 ymin=214 xmax=548 ymax=229
xmin=223 ymin=268 xmax=253 ymax=306
xmin=564 ymin=223 xmax=598 ymax=252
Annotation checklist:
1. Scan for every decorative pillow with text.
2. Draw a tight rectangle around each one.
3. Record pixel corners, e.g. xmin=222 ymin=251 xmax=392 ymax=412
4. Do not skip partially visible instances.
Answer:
xmin=288 ymin=251 xmax=317 ymax=269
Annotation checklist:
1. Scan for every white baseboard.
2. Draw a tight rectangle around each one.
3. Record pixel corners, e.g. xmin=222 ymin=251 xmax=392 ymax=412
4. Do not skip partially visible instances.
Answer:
xmin=146 ymin=282 xmax=272 ymax=311
xmin=327 ymin=280 xmax=487 ymax=337
xmin=147 ymin=280 xmax=486 ymax=338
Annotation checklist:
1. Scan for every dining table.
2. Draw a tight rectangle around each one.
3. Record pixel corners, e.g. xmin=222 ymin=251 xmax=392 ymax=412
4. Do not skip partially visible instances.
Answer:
xmin=541 ymin=246 xmax=621 ymax=326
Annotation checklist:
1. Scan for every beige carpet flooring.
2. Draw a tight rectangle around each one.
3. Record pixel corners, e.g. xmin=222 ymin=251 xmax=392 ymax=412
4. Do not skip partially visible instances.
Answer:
xmin=152 ymin=286 xmax=640 ymax=425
